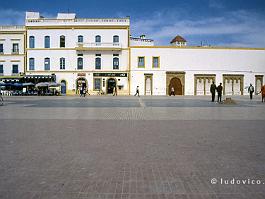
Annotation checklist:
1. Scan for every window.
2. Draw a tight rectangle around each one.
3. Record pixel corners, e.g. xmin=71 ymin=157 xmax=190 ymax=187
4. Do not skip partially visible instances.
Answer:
xmin=29 ymin=36 xmax=35 ymax=48
xmin=0 ymin=64 xmax=3 ymax=74
xmin=78 ymin=35 xmax=83 ymax=43
xmin=12 ymin=43 xmax=19 ymax=53
xmin=77 ymin=57 xmax=83 ymax=70
xmin=95 ymin=35 xmax=101 ymax=44
xmin=45 ymin=36 xmax=50 ymax=48
xmin=95 ymin=57 xmax=101 ymax=69
xmin=94 ymin=78 xmax=101 ymax=90
xmin=113 ymin=57 xmax=119 ymax=70
xmin=44 ymin=58 xmax=50 ymax=70
xmin=60 ymin=58 xmax=65 ymax=70
xmin=12 ymin=65 xmax=18 ymax=74
xmin=0 ymin=44 xmax=3 ymax=53
xmin=29 ymin=58 xmax=35 ymax=70
xmin=138 ymin=57 xmax=145 ymax=68
xmin=152 ymin=57 xmax=160 ymax=68
xmin=60 ymin=35 xmax=65 ymax=47
xmin=113 ymin=35 xmax=119 ymax=43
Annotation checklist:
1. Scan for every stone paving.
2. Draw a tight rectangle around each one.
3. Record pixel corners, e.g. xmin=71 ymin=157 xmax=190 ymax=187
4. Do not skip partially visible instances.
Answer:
xmin=0 ymin=96 xmax=264 ymax=199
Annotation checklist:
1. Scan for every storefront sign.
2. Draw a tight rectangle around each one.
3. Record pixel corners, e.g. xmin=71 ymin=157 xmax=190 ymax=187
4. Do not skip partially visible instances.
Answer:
xmin=78 ymin=73 xmax=86 ymax=77
xmin=93 ymin=73 xmax=127 ymax=77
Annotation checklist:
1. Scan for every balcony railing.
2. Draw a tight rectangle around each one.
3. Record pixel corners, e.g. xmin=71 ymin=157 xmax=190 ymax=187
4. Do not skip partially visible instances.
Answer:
xmin=0 ymin=26 xmax=25 ymax=31
xmin=76 ymin=42 xmax=122 ymax=50
xmin=26 ymin=18 xmax=130 ymax=27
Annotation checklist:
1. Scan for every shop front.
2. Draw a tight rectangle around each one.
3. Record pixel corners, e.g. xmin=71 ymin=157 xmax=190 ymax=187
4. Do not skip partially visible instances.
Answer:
xmin=93 ymin=72 xmax=128 ymax=95
xmin=0 ymin=75 xmax=56 ymax=95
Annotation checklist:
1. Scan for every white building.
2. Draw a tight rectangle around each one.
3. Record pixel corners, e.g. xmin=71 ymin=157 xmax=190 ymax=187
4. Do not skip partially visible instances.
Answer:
xmin=25 ymin=11 xmax=130 ymax=95
xmin=0 ymin=11 xmax=265 ymax=96
xmin=130 ymin=46 xmax=265 ymax=96
xmin=0 ymin=26 xmax=25 ymax=82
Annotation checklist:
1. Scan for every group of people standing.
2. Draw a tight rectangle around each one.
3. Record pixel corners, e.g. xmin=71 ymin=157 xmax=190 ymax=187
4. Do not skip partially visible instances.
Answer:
xmin=80 ymin=86 xmax=118 ymax=97
xmin=79 ymin=82 xmax=89 ymax=97
xmin=210 ymin=82 xmax=223 ymax=102
xmin=210 ymin=81 xmax=265 ymax=102
xmin=79 ymin=86 xmax=88 ymax=97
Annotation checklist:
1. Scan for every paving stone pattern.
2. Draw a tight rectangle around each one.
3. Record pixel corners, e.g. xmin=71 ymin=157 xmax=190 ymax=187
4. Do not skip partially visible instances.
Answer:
xmin=0 ymin=96 xmax=264 ymax=199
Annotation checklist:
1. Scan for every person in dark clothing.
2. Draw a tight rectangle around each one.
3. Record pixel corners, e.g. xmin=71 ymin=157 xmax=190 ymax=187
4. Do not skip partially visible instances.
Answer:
xmin=170 ymin=87 xmax=175 ymax=96
xmin=210 ymin=81 xmax=217 ymax=102
xmin=261 ymin=85 xmax=265 ymax=102
xmin=248 ymin=83 xmax=254 ymax=100
xmin=216 ymin=83 xmax=223 ymax=102
xmin=80 ymin=88 xmax=84 ymax=97
xmin=83 ymin=87 xmax=86 ymax=97
xmin=134 ymin=86 xmax=140 ymax=97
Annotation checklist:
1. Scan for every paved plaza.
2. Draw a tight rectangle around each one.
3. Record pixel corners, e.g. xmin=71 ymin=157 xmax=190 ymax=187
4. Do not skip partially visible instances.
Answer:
xmin=0 ymin=95 xmax=265 ymax=199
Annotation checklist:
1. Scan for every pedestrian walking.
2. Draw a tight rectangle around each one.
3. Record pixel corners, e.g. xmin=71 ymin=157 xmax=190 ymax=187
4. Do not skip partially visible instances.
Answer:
xmin=83 ymin=87 xmax=86 ymax=97
xmin=210 ymin=81 xmax=217 ymax=102
xmin=113 ymin=86 xmax=117 ymax=96
xmin=134 ymin=86 xmax=140 ymax=97
xmin=248 ymin=83 xmax=254 ymax=100
xmin=261 ymin=84 xmax=265 ymax=103
xmin=217 ymin=83 xmax=223 ymax=102
xmin=170 ymin=87 xmax=175 ymax=96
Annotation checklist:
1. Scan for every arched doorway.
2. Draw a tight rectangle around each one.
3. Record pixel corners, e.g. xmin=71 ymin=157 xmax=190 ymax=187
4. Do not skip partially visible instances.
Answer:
xmin=76 ymin=78 xmax=87 ymax=94
xmin=169 ymin=77 xmax=182 ymax=95
xmin=61 ymin=80 xmax=66 ymax=95
xmin=107 ymin=78 xmax=116 ymax=94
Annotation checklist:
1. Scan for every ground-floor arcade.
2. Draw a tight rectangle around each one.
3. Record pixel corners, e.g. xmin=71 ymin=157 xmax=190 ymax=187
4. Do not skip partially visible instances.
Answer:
xmin=53 ymin=71 xmax=130 ymax=95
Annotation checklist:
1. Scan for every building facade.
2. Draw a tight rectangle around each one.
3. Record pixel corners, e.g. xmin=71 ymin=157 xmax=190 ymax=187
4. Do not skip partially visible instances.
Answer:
xmin=0 ymin=26 xmax=25 ymax=82
xmin=25 ymin=12 xmax=130 ymax=95
xmin=130 ymin=47 xmax=265 ymax=96
xmin=1 ymin=11 xmax=265 ymax=96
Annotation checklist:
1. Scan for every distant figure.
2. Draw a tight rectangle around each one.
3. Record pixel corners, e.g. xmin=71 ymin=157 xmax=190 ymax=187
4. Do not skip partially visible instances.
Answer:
xmin=79 ymin=87 xmax=83 ymax=97
xmin=210 ymin=81 xmax=217 ymax=102
xmin=248 ymin=83 xmax=254 ymax=100
xmin=170 ymin=87 xmax=175 ymax=96
xmin=113 ymin=86 xmax=117 ymax=96
xmin=83 ymin=87 xmax=86 ymax=97
xmin=82 ymin=83 xmax=86 ymax=97
xmin=216 ymin=83 xmax=223 ymax=102
xmin=134 ymin=86 xmax=140 ymax=97
xmin=80 ymin=86 xmax=86 ymax=97
xmin=261 ymin=85 xmax=265 ymax=103
xmin=86 ymin=88 xmax=90 ymax=96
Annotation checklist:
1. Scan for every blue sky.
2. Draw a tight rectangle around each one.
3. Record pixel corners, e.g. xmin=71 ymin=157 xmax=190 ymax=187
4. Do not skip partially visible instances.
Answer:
xmin=0 ymin=0 xmax=265 ymax=47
